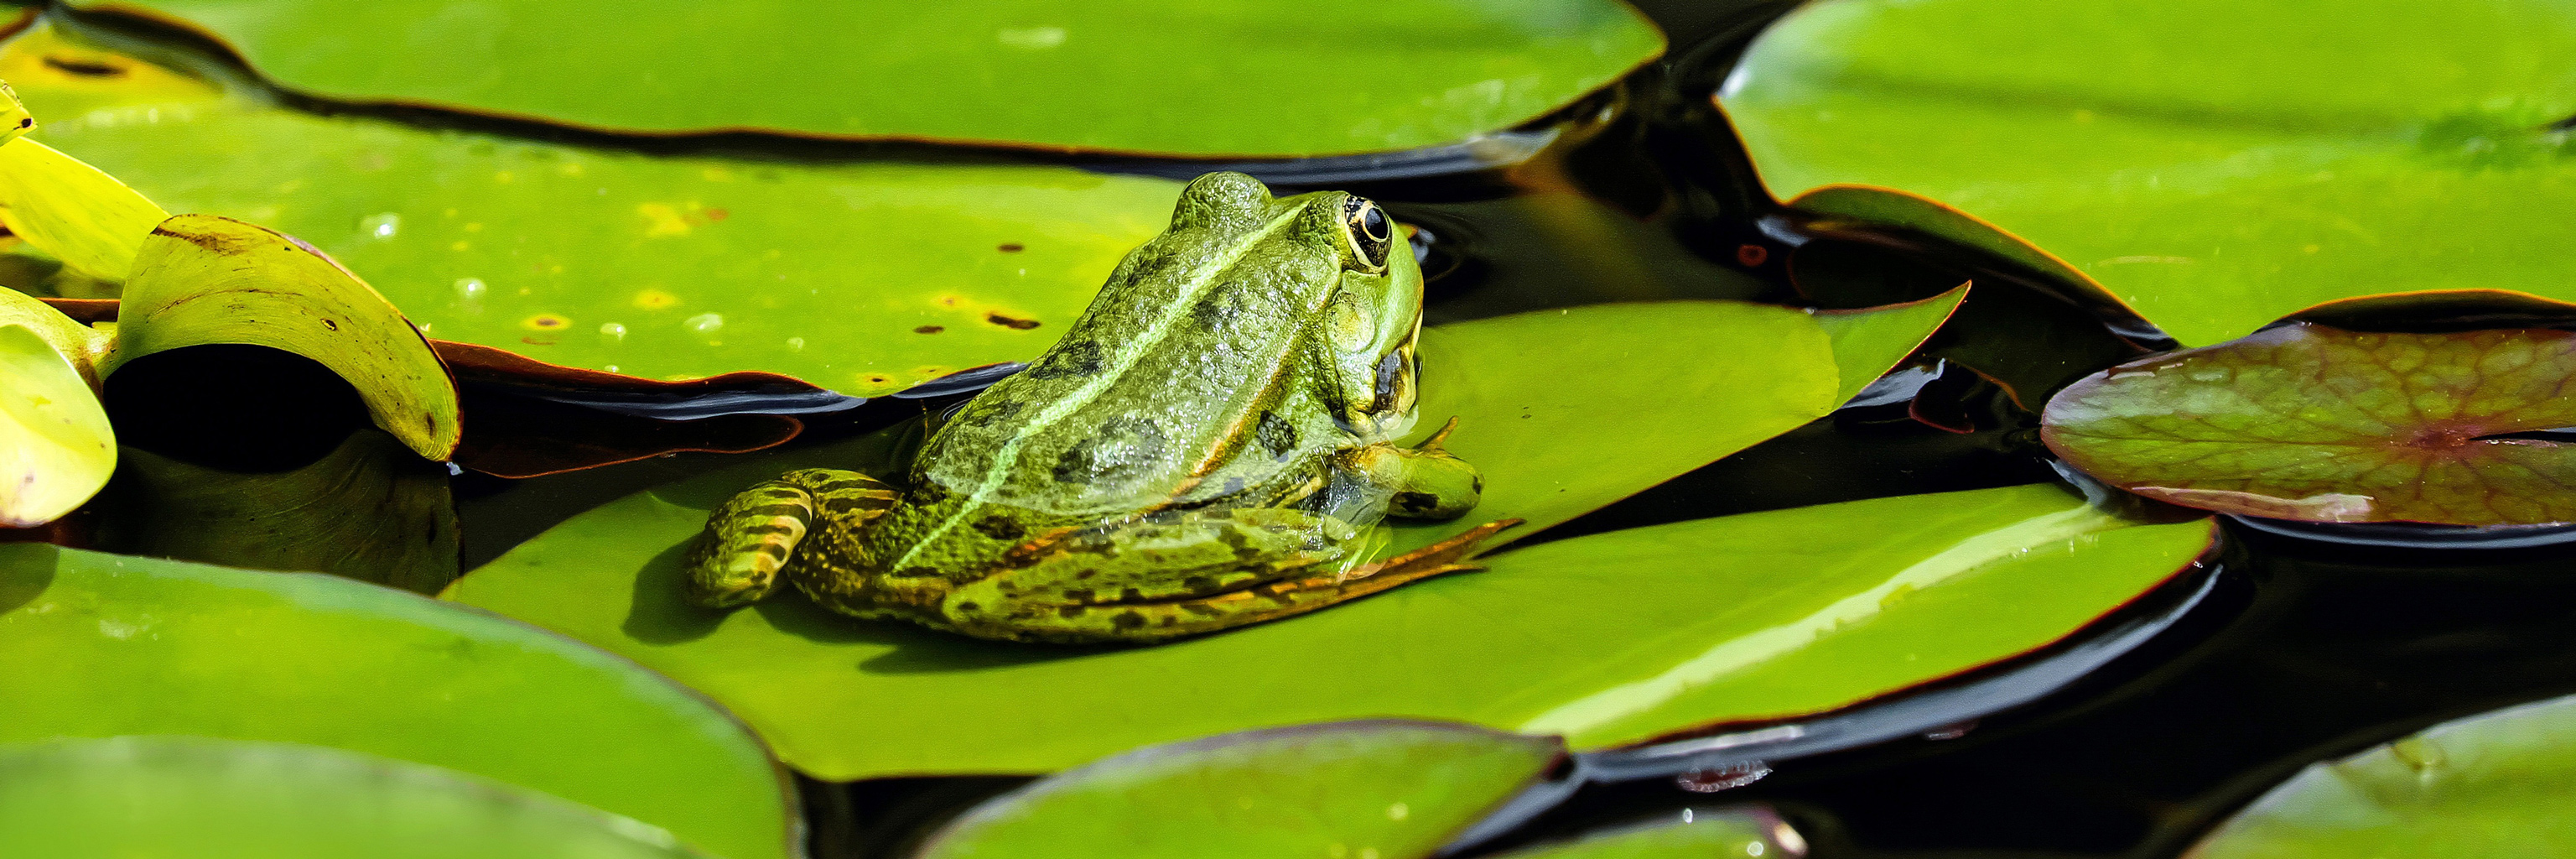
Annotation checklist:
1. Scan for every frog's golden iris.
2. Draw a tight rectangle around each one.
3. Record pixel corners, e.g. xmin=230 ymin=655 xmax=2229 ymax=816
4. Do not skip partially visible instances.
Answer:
xmin=684 ymin=172 xmax=1507 ymax=643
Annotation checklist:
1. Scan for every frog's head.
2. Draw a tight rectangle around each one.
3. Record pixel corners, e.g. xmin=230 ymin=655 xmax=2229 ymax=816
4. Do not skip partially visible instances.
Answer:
xmin=1161 ymin=171 xmax=1426 ymax=433
xmin=0 ymin=81 xmax=33 ymax=147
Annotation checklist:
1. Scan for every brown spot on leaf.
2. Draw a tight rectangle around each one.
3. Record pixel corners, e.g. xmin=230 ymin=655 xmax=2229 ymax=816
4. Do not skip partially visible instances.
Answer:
xmin=320 ymin=318 xmax=338 ymax=331
xmin=997 ymin=243 xmax=1025 ymax=252
xmin=986 ymin=313 xmax=1041 ymax=330
xmin=914 ymin=325 xmax=945 ymax=334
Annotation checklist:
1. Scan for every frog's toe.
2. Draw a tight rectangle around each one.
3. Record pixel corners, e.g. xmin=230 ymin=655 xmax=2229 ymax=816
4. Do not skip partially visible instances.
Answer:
xmin=683 ymin=482 xmax=817 ymax=608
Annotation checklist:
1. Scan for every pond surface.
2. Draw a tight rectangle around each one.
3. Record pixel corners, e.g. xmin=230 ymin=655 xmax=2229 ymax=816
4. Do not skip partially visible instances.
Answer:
xmin=10 ymin=1 xmax=2568 ymax=856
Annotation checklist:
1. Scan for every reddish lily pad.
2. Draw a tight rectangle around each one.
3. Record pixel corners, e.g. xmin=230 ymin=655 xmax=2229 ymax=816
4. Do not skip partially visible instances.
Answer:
xmin=2044 ymin=323 xmax=2576 ymax=525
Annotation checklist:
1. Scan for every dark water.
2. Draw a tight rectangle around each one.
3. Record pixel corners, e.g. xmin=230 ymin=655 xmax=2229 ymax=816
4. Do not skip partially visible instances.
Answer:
xmin=34 ymin=1 xmax=2576 ymax=856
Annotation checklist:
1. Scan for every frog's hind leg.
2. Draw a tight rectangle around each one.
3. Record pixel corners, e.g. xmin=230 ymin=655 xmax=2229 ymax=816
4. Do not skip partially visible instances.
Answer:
xmin=958 ymin=513 xmax=1519 ymax=643
xmin=683 ymin=468 xmax=896 ymax=608
xmin=1112 ymin=518 xmax=1521 ymax=638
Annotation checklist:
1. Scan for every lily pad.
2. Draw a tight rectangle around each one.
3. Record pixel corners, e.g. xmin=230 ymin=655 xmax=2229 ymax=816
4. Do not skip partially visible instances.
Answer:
xmin=68 ymin=0 xmax=1661 ymax=157
xmin=1385 ymin=290 xmax=1959 ymax=556
xmin=112 ymin=214 xmax=461 ymax=459
xmin=0 ymin=129 xmax=167 ymax=281
xmin=916 ymin=721 xmax=1562 ymax=859
xmin=0 ymin=737 xmax=711 ymax=858
xmin=0 ymin=320 xmax=112 ymax=526
xmin=2188 ymin=692 xmax=2576 ymax=857
xmin=0 ymin=542 xmax=798 ymax=859
xmin=1491 ymin=809 xmax=1805 ymax=859
xmin=2044 ymin=323 xmax=2576 ymax=525
xmin=1721 ymin=0 xmax=2576 ymax=346
xmin=444 ymin=299 xmax=2217 ymax=779
xmin=1 ymin=25 xmax=1185 ymax=394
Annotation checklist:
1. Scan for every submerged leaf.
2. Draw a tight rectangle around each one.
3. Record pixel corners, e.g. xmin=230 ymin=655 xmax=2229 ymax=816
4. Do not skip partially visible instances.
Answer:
xmin=0 ymin=543 xmax=799 ymax=859
xmin=0 ymin=322 xmax=112 ymax=526
xmin=70 ymin=0 xmax=1661 ymax=157
xmin=916 ymin=721 xmax=1561 ymax=859
xmin=0 ymin=134 xmax=169 ymax=281
xmin=96 ymin=430 xmax=457 ymax=593
xmin=0 ymin=737 xmax=711 ymax=858
xmin=2189 ymin=692 xmax=2576 ymax=856
xmin=2045 ymin=324 xmax=2576 ymax=525
xmin=1722 ymin=0 xmax=2576 ymax=345
xmin=111 ymin=214 xmax=460 ymax=460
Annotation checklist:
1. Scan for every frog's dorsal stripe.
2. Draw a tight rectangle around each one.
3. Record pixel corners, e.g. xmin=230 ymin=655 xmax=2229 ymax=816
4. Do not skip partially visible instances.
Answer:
xmin=888 ymin=204 xmax=1312 ymax=574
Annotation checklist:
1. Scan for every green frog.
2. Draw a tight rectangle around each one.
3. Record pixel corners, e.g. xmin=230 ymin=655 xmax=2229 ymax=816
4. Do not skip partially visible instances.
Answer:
xmin=684 ymin=171 xmax=1510 ymax=643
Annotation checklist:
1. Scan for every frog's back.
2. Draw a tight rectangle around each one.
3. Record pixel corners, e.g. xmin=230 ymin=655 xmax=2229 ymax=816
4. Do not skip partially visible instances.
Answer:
xmin=873 ymin=174 xmax=1361 ymax=575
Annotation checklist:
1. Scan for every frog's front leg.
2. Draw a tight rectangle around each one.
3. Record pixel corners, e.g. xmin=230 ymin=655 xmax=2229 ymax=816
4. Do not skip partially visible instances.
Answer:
xmin=683 ymin=468 xmax=898 ymax=608
xmin=1348 ymin=416 xmax=1483 ymax=519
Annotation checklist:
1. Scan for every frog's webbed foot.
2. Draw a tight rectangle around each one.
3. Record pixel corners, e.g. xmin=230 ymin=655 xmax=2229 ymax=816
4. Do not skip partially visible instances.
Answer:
xmin=683 ymin=468 xmax=896 ymax=609
xmin=1349 ymin=416 xmax=1483 ymax=520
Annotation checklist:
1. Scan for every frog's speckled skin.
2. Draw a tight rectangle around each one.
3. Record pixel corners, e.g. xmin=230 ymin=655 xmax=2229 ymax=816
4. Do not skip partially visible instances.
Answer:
xmin=686 ymin=172 xmax=1502 ymax=643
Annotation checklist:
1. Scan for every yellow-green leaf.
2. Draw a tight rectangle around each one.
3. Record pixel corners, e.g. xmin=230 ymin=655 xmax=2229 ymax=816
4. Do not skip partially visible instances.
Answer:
xmin=0 ymin=134 xmax=168 ymax=281
xmin=0 ymin=322 xmax=112 ymax=526
xmin=110 ymin=215 xmax=460 ymax=460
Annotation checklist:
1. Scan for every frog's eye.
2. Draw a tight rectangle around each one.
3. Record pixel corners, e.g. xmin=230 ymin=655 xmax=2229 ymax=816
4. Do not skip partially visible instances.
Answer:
xmin=1340 ymin=196 xmax=1393 ymax=272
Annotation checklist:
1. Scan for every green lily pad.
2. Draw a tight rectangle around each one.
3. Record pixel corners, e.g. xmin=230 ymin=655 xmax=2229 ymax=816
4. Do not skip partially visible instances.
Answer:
xmin=0 ymin=543 xmax=797 ymax=859
xmin=69 ymin=0 xmax=1661 ymax=157
xmin=1385 ymin=289 xmax=1960 ymax=556
xmin=112 ymin=214 xmax=462 ymax=459
xmin=1721 ymin=0 xmax=2576 ymax=346
xmin=0 ymin=737 xmax=711 ymax=858
xmin=2 ymin=25 xmax=1184 ymax=396
xmin=440 ymin=299 xmax=2208 ymax=780
xmin=1491 ymin=809 xmax=1804 ymax=859
xmin=2044 ymin=323 xmax=2576 ymax=525
xmin=0 ymin=320 xmax=112 ymax=526
xmin=2188 ymin=692 xmax=2576 ymax=857
xmin=0 ymin=132 xmax=167 ymax=282
xmin=916 ymin=721 xmax=1562 ymax=859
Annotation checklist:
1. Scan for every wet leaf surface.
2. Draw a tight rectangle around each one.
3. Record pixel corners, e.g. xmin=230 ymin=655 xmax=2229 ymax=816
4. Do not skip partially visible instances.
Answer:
xmin=2044 ymin=324 xmax=2576 ymax=525
xmin=1722 ymin=0 xmax=2576 ymax=346
xmin=70 ymin=0 xmax=1660 ymax=157
xmin=439 ymin=302 xmax=2215 ymax=780
xmin=0 ymin=737 xmax=713 ymax=858
xmin=0 ymin=542 xmax=797 ymax=859
xmin=2189 ymin=692 xmax=2576 ymax=857
xmin=914 ymin=721 xmax=1561 ymax=859
xmin=0 ymin=26 xmax=1183 ymax=395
